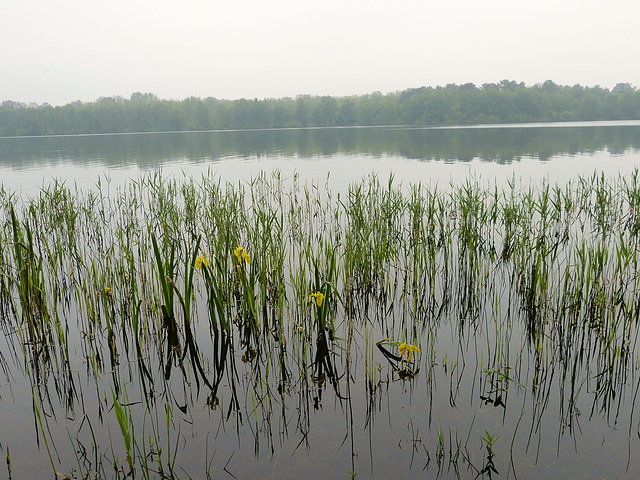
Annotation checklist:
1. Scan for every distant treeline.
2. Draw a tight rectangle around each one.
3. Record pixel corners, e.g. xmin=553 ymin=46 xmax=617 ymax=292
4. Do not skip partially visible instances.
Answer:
xmin=1 ymin=80 xmax=640 ymax=136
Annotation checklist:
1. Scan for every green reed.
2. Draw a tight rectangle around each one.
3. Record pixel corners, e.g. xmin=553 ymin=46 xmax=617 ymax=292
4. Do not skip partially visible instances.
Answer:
xmin=112 ymin=389 xmax=133 ymax=472
xmin=2 ymin=169 xmax=640 ymax=477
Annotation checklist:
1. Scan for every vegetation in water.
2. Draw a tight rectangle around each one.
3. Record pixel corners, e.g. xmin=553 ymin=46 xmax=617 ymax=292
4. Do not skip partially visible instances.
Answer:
xmin=0 ymin=170 xmax=640 ymax=478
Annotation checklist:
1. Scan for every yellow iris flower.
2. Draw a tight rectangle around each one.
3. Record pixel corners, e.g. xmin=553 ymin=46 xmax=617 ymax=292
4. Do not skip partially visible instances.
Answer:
xmin=399 ymin=342 xmax=420 ymax=362
xmin=195 ymin=254 xmax=209 ymax=269
xmin=234 ymin=246 xmax=251 ymax=264
xmin=308 ymin=291 xmax=324 ymax=307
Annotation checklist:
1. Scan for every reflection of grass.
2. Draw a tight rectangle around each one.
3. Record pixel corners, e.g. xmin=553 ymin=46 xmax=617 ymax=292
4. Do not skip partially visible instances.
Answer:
xmin=5 ymin=447 xmax=10 ymax=479
xmin=479 ymin=430 xmax=499 ymax=478
xmin=2 ymin=170 xmax=640 ymax=477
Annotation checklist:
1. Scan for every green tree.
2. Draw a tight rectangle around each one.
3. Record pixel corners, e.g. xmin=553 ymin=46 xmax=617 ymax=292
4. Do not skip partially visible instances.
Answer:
xmin=311 ymin=96 xmax=337 ymax=126
xmin=295 ymin=96 xmax=309 ymax=127
xmin=337 ymin=99 xmax=356 ymax=126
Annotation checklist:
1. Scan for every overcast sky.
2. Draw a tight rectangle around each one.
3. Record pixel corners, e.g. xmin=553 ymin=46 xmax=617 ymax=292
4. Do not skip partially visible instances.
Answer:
xmin=1 ymin=0 xmax=638 ymax=105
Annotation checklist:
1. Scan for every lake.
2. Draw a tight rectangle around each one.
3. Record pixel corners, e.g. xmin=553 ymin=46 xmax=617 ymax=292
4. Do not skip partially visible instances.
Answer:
xmin=1 ymin=122 xmax=640 ymax=479
xmin=3 ymin=121 xmax=640 ymax=194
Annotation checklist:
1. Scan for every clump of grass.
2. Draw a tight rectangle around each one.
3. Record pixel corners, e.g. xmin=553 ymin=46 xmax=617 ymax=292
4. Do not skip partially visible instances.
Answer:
xmin=2 ymin=169 xmax=640 ymax=478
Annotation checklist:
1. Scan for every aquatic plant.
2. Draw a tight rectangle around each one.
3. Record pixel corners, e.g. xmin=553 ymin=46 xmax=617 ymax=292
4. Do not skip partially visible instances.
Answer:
xmin=1 ymin=170 xmax=640 ymax=478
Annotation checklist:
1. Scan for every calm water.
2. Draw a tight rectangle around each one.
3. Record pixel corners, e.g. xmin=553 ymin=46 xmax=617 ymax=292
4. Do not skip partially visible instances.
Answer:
xmin=1 ymin=122 xmax=640 ymax=479
xmin=2 ymin=121 xmax=640 ymax=193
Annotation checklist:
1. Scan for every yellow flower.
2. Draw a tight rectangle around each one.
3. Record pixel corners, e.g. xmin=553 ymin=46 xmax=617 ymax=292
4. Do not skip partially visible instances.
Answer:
xmin=399 ymin=342 xmax=420 ymax=362
xmin=234 ymin=246 xmax=250 ymax=264
xmin=104 ymin=287 xmax=112 ymax=296
xmin=308 ymin=291 xmax=324 ymax=307
xmin=195 ymin=254 xmax=209 ymax=269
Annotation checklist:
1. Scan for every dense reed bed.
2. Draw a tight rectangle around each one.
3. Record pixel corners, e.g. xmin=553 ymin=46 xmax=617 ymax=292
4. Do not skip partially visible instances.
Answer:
xmin=1 ymin=170 xmax=640 ymax=479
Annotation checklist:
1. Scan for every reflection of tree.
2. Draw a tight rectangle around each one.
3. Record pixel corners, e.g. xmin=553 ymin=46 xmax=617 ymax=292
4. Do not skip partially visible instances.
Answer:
xmin=2 ymin=124 xmax=639 ymax=171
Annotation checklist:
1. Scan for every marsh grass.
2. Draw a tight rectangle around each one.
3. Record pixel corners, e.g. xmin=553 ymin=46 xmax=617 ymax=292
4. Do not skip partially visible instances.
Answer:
xmin=1 ymin=170 xmax=640 ymax=478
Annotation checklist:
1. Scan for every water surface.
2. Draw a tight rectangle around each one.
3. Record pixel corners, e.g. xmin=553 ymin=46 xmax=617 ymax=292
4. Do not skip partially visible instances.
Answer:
xmin=1 ymin=122 xmax=640 ymax=479
xmin=2 ymin=121 xmax=640 ymax=193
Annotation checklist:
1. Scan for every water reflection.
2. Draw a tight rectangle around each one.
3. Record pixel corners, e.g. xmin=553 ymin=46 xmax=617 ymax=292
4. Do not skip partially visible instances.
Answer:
xmin=1 ymin=172 xmax=640 ymax=478
xmin=1 ymin=122 xmax=639 ymax=169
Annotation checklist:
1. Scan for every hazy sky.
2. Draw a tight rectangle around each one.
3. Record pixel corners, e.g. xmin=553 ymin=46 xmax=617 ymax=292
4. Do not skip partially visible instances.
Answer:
xmin=1 ymin=0 xmax=638 ymax=105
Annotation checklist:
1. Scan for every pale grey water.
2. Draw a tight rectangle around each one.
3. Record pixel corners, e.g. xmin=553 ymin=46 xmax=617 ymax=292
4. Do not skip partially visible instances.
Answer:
xmin=1 ymin=122 xmax=640 ymax=479
xmin=2 ymin=121 xmax=640 ymax=194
